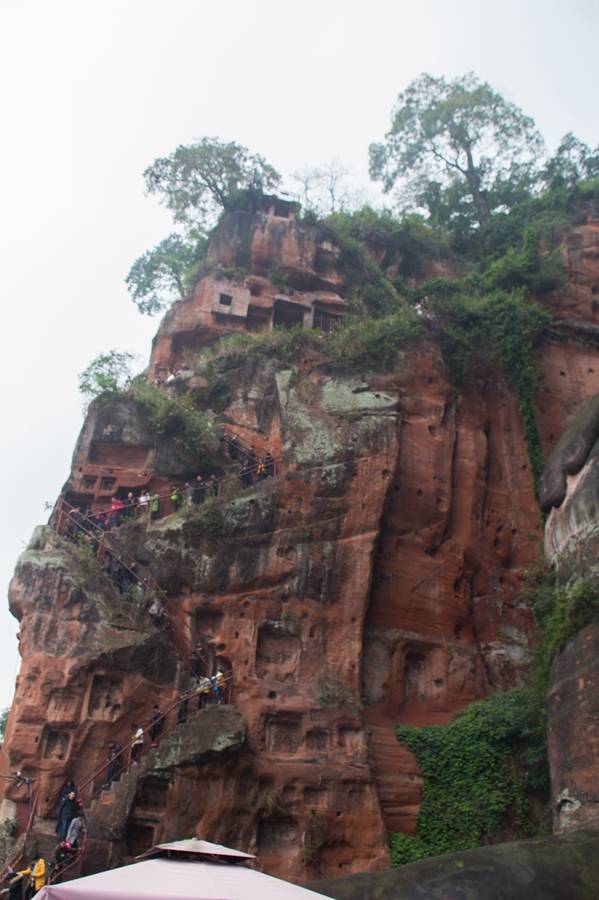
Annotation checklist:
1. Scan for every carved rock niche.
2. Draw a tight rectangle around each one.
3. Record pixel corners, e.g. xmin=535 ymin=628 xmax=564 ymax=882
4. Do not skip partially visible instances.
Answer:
xmin=86 ymin=674 xmax=124 ymax=721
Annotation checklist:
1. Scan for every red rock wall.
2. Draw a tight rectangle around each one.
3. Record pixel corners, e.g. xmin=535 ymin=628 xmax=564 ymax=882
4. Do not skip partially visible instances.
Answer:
xmin=3 ymin=210 xmax=599 ymax=883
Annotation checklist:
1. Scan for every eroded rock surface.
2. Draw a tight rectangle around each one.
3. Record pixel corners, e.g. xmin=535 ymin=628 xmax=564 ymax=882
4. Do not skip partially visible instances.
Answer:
xmin=3 ymin=205 xmax=599 ymax=883
xmin=308 ymin=831 xmax=599 ymax=900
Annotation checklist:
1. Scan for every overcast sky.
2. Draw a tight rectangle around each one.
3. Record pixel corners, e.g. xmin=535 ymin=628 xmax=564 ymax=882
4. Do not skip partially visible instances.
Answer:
xmin=0 ymin=0 xmax=597 ymax=709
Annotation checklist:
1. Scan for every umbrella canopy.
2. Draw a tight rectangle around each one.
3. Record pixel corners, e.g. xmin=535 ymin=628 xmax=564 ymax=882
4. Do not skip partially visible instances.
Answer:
xmin=34 ymin=857 xmax=332 ymax=900
xmin=137 ymin=838 xmax=255 ymax=861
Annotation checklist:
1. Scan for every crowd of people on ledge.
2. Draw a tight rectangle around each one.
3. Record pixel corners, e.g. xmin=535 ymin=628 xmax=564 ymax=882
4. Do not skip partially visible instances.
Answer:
xmin=1 ymin=781 xmax=83 ymax=897
xmin=1 ymin=671 xmax=230 ymax=896
xmin=64 ymin=435 xmax=276 ymax=539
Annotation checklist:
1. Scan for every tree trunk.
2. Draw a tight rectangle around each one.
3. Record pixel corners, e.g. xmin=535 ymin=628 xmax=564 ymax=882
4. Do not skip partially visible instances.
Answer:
xmin=465 ymin=145 xmax=491 ymax=226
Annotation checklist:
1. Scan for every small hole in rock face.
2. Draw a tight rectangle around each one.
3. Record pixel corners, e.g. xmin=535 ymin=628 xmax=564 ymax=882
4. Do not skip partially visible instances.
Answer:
xmin=235 ymin=631 xmax=239 ymax=638
xmin=416 ymin=489 xmax=423 ymax=497
xmin=217 ymin=643 xmax=226 ymax=652
xmin=268 ymin=691 xmax=277 ymax=699
xmin=351 ymin=617 xmax=356 ymax=624
xmin=336 ymin=811 xmax=342 ymax=817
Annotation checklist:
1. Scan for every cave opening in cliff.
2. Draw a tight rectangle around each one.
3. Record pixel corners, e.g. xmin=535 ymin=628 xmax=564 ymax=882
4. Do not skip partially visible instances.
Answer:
xmin=124 ymin=820 xmax=156 ymax=858
xmin=273 ymin=298 xmax=305 ymax=329
xmin=313 ymin=306 xmax=341 ymax=333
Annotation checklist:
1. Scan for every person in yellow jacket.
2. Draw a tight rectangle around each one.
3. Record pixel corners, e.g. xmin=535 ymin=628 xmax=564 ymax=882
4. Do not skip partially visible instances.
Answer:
xmin=18 ymin=854 xmax=46 ymax=896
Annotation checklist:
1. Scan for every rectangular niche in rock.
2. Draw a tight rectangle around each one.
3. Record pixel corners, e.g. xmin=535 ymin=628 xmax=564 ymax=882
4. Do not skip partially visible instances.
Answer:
xmin=137 ymin=774 xmax=172 ymax=811
xmin=41 ymin=727 xmax=71 ymax=761
xmin=124 ymin=819 xmax=157 ymax=858
xmin=256 ymin=620 xmax=300 ymax=678
xmin=86 ymin=674 xmax=124 ymax=721
xmin=265 ymin=712 xmax=303 ymax=753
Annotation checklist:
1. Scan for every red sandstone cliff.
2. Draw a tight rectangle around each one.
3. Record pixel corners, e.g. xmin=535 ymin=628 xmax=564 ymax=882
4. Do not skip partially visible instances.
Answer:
xmin=2 ymin=203 xmax=599 ymax=884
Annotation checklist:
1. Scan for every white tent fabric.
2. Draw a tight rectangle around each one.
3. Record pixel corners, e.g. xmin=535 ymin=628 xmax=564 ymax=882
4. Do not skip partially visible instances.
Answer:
xmin=34 ymin=857 xmax=331 ymax=900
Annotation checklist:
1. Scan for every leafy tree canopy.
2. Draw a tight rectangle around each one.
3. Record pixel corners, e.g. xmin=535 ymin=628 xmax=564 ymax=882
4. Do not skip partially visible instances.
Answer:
xmin=369 ymin=73 xmax=545 ymax=230
xmin=143 ymin=137 xmax=281 ymax=235
xmin=126 ymin=233 xmax=208 ymax=316
xmin=542 ymin=132 xmax=599 ymax=189
xmin=79 ymin=350 xmax=135 ymax=400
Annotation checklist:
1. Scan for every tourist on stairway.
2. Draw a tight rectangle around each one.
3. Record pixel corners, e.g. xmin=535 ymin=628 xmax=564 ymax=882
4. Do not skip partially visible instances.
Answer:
xmin=56 ymin=791 xmax=79 ymax=841
xmin=170 ymin=485 xmax=183 ymax=511
xmin=240 ymin=463 xmax=253 ymax=489
xmin=130 ymin=723 xmax=144 ymax=765
xmin=148 ymin=705 xmax=164 ymax=746
xmin=124 ymin=492 xmax=136 ymax=519
xmin=108 ymin=496 xmax=124 ymax=529
xmin=264 ymin=451 xmax=275 ymax=476
xmin=49 ymin=843 xmax=74 ymax=881
xmin=105 ymin=741 xmax=123 ymax=786
xmin=227 ymin=434 xmax=239 ymax=460
xmin=138 ymin=490 xmax=151 ymax=518
xmin=193 ymin=474 xmax=205 ymax=504
xmin=150 ymin=493 xmax=160 ymax=520
xmin=66 ymin=812 xmax=84 ymax=849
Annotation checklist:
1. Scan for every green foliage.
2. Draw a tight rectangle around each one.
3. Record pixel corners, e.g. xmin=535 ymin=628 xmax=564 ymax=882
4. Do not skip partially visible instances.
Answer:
xmin=330 ymin=230 xmax=402 ymax=316
xmin=325 ymin=205 xmax=450 ymax=280
xmin=78 ymin=350 xmax=135 ymax=400
xmin=370 ymin=72 xmax=544 ymax=229
xmin=416 ymin=275 xmax=549 ymax=490
xmin=542 ymin=133 xmax=599 ymax=190
xmin=324 ymin=308 xmax=424 ymax=370
xmin=391 ymin=690 xmax=548 ymax=866
xmin=0 ymin=707 xmax=8 ymax=740
xmin=183 ymin=498 xmax=227 ymax=540
xmin=195 ymin=325 xmax=319 ymax=374
xmin=126 ymin=233 xmax=207 ymax=315
xmin=526 ymin=573 xmax=599 ymax=703
xmin=143 ymin=137 xmax=280 ymax=235
xmin=269 ymin=266 xmax=291 ymax=293
xmin=129 ymin=379 xmax=220 ymax=464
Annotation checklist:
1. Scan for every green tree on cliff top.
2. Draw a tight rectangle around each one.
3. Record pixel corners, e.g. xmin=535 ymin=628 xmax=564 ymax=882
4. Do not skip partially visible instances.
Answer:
xmin=369 ymin=73 xmax=545 ymax=231
xmin=126 ymin=233 xmax=208 ymax=316
xmin=127 ymin=137 xmax=280 ymax=315
xmin=143 ymin=136 xmax=281 ymax=234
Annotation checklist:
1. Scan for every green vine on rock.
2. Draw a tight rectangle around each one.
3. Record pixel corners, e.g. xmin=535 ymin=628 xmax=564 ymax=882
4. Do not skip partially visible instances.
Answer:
xmin=391 ymin=690 xmax=548 ymax=867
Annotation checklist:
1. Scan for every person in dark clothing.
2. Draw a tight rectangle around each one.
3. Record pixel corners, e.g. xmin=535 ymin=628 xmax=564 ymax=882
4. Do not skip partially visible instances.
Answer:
xmin=56 ymin=780 xmax=77 ymax=812
xmin=56 ymin=791 xmax=79 ymax=841
xmin=264 ymin=452 xmax=275 ymax=476
xmin=105 ymin=741 xmax=122 ymax=786
xmin=244 ymin=447 xmax=257 ymax=469
xmin=177 ymin=697 xmax=189 ymax=724
xmin=49 ymin=843 xmax=73 ymax=880
xmin=227 ymin=434 xmax=239 ymax=460
xmin=193 ymin=475 xmax=205 ymax=505
xmin=4 ymin=867 xmax=24 ymax=900
xmin=148 ymin=705 xmax=164 ymax=746
xmin=240 ymin=463 xmax=253 ymax=489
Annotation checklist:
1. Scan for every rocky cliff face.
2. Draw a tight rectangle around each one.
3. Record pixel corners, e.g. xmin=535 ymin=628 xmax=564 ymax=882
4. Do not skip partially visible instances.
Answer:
xmin=2 ymin=203 xmax=599 ymax=883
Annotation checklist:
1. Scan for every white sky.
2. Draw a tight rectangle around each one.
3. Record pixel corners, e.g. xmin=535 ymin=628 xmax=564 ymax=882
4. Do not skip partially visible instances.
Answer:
xmin=0 ymin=0 xmax=597 ymax=708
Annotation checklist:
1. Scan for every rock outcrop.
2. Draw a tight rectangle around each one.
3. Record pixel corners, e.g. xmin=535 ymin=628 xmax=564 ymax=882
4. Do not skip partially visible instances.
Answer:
xmin=308 ymin=831 xmax=599 ymax=900
xmin=2 ymin=201 xmax=599 ymax=883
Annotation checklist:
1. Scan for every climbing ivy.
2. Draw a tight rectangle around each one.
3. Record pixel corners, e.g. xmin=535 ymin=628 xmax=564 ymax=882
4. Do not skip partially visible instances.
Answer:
xmin=129 ymin=379 xmax=220 ymax=464
xmin=523 ymin=570 xmax=599 ymax=705
xmin=391 ymin=689 xmax=548 ymax=866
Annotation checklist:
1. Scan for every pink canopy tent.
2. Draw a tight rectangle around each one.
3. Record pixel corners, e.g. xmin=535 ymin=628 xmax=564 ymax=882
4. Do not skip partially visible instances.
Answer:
xmin=33 ymin=839 xmax=332 ymax=900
